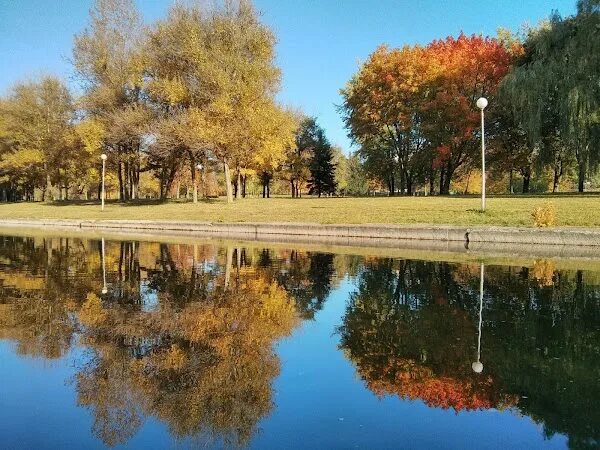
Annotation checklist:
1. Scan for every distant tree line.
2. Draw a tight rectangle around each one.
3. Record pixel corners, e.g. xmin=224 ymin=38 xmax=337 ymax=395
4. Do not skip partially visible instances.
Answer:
xmin=340 ymin=0 xmax=599 ymax=195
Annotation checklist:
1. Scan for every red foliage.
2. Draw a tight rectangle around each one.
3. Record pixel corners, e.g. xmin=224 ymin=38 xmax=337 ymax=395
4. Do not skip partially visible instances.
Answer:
xmin=364 ymin=358 xmax=518 ymax=412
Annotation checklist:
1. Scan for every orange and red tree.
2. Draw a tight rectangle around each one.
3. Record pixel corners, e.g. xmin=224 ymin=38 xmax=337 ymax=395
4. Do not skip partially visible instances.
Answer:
xmin=423 ymin=34 xmax=514 ymax=194
xmin=341 ymin=33 xmax=516 ymax=194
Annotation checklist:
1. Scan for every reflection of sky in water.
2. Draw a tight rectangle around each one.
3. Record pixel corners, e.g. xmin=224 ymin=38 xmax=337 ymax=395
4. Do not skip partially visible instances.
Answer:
xmin=256 ymin=278 xmax=569 ymax=450
xmin=141 ymin=280 xmax=158 ymax=312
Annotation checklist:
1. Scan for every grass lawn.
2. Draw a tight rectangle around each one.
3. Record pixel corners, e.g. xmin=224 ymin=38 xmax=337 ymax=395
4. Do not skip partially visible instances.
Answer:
xmin=0 ymin=195 xmax=599 ymax=227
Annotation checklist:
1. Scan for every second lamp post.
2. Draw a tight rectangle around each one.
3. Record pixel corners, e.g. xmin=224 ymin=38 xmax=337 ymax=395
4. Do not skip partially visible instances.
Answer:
xmin=100 ymin=153 xmax=107 ymax=211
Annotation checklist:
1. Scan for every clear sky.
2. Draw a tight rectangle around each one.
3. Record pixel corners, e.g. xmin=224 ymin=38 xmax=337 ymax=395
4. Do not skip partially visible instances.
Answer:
xmin=0 ymin=0 xmax=576 ymax=152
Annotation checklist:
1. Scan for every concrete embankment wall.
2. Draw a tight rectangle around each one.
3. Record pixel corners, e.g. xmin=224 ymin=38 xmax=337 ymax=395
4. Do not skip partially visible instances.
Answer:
xmin=0 ymin=219 xmax=599 ymax=248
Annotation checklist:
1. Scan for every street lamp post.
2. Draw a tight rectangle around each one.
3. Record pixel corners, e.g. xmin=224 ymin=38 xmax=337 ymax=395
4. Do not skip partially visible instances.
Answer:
xmin=194 ymin=163 xmax=203 ymax=204
xmin=476 ymin=97 xmax=488 ymax=211
xmin=100 ymin=153 xmax=107 ymax=211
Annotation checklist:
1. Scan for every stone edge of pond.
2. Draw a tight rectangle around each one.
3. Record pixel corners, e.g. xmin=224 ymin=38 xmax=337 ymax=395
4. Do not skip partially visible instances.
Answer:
xmin=0 ymin=219 xmax=599 ymax=248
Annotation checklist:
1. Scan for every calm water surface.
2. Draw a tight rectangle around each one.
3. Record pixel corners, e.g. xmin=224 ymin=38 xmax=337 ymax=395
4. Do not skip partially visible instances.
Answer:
xmin=0 ymin=234 xmax=598 ymax=449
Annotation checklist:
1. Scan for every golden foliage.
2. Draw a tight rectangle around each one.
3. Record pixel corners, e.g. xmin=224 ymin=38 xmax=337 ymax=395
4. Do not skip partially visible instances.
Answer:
xmin=79 ymin=293 xmax=109 ymax=327
xmin=532 ymin=259 xmax=556 ymax=287
xmin=532 ymin=202 xmax=556 ymax=227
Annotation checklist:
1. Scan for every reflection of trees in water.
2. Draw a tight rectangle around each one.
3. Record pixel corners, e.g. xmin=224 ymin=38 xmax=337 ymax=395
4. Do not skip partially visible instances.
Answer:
xmin=0 ymin=236 xmax=97 ymax=358
xmin=0 ymin=237 xmax=308 ymax=447
xmin=5 ymin=236 xmax=598 ymax=448
xmin=76 ymin=275 xmax=297 ymax=447
xmin=339 ymin=259 xmax=600 ymax=448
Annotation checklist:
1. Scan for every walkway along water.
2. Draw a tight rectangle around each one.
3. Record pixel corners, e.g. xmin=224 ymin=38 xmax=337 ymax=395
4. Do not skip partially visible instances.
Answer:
xmin=1 ymin=219 xmax=600 ymax=260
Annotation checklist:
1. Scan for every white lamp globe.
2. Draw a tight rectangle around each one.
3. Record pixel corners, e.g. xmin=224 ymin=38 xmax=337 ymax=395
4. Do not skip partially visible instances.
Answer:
xmin=476 ymin=97 xmax=488 ymax=110
xmin=472 ymin=361 xmax=484 ymax=373
xmin=100 ymin=153 xmax=108 ymax=161
xmin=196 ymin=163 xmax=203 ymax=170
xmin=101 ymin=287 xmax=108 ymax=294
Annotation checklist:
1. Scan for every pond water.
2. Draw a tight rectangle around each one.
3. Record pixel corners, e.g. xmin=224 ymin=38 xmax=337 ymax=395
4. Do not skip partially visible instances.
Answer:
xmin=0 ymin=233 xmax=598 ymax=449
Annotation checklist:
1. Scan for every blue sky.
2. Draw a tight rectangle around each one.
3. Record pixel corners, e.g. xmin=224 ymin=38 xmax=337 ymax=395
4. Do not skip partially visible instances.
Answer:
xmin=0 ymin=0 xmax=576 ymax=152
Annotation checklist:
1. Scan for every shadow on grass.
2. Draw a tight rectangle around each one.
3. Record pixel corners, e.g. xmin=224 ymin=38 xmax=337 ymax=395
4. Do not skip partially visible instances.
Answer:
xmin=32 ymin=198 xmax=223 ymax=207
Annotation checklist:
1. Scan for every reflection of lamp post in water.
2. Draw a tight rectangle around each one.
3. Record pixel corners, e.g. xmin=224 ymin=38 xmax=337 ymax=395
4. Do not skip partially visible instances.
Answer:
xmin=472 ymin=262 xmax=484 ymax=373
xmin=101 ymin=237 xmax=108 ymax=294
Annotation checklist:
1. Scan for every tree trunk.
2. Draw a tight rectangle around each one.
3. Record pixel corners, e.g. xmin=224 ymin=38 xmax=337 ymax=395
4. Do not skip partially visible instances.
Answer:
xmin=132 ymin=163 xmax=139 ymax=200
xmin=223 ymin=161 xmax=234 ymax=203
xmin=578 ymin=159 xmax=586 ymax=193
xmin=267 ymin=182 xmax=270 ymax=198
xmin=118 ymin=162 xmax=125 ymax=201
xmin=125 ymin=161 xmax=131 ymax=201
xmin=509 ymin=169 xmax=514 ymax=194
xmin=291 ymin=180 xmax=295 ymax=198
xmin=235 ymin=170 xmax=242 ymax=199
xmin=429 ymin=171 xmax=435 ymax=196
xmin=242 ymin=175 xmax=247 ymax=198
xmin=45 ymin=163 xmax=53 ymax=202
xmin=439 ymin=164 xmax=452 ymax=195
xmin=406 ymin=172 xmax=413 ymax=196
xmin=399 ymin=168 xmax=405 ymax=196
xmin=522 ymin=169 xmax=531 ymax=194
xmin=191 ymin=162 xmax=198 ymax=204
xmin=553 ymin=163 xmax=561 ymax=193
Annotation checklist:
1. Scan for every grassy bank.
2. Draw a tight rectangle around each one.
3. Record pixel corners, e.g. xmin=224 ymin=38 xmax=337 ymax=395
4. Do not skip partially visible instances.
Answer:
xmin=0 ymin=195 xmax=599 ymax=227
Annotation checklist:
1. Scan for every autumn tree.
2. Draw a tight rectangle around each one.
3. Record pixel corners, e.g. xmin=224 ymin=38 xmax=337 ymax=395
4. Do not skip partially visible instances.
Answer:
xmin=341 ymin=45 xmax=431 ymax=195
xmin=198 ymin=0 xmax=281 ymax=203
xmin=73 ymin=0 xmax=147 ymax=201
xmin=0 ymin=76 xmax=76 ymax=201
xmin=423 ymin=34 xmax=514 ymax=194
xmin=251 ymin=103 xmax=298 ymax=198
xmin=342 ymin=34 xmax=515 ymax=195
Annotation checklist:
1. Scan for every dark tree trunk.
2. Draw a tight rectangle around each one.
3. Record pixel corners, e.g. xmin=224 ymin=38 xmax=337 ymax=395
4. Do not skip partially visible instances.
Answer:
xmin=118 ymin=161 xmax=125 ymax=201
xmin=522 ymin=169 xmax=531 ymax=194
xmin=578 ymin=160 xmax=586 ymax=193
xmin=552 ymin=161 xmax=563 ymax=193
xmin=406 ymin=174 xmax=413 ymax=196
xmin=444 ymin=163 xmax=454 ymax=195
xmin=234 ymin=170 xmax=241 ymax=199
xmin=429 ymin=171 xmax=435 ymax=196
xmin=399 ymin=169 xmax=405 ymax=196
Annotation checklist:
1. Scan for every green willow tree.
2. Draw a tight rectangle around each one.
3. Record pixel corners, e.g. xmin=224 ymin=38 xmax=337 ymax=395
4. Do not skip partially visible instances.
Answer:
xmin=501 ymin=1 xmax=600 ymax=192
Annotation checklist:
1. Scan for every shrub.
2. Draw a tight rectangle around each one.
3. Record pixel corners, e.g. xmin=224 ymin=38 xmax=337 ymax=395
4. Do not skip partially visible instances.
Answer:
xmin=532 ymin=202 xmax=556 ymax=227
